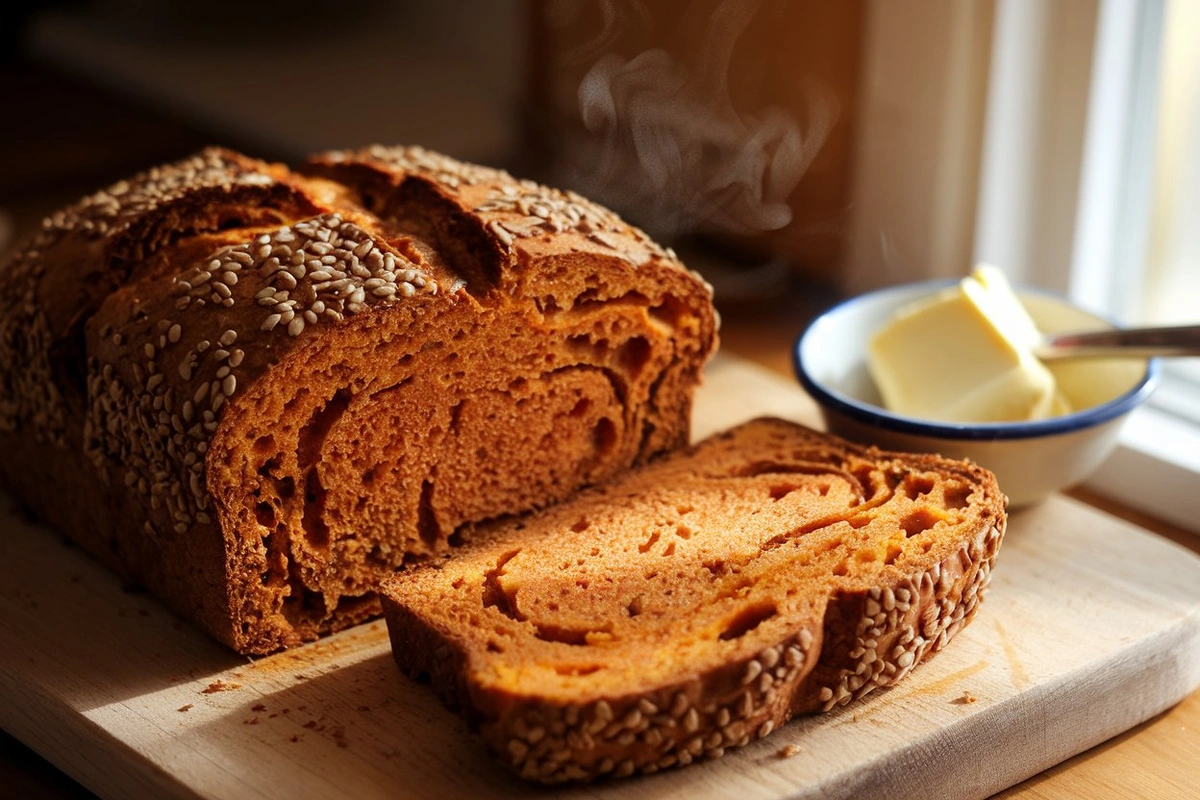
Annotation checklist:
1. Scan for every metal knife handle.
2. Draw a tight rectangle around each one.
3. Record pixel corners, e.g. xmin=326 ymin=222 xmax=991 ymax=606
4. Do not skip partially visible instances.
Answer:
xmin=1035 ymin=325 xmax=1200 ymax=360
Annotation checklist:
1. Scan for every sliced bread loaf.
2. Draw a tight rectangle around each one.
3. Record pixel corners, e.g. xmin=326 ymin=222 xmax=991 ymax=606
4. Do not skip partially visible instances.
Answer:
xmin=379 ymin=417 xmax=1006 ymax=783
xmin=0 ymin=146 xmax=716 ymax=654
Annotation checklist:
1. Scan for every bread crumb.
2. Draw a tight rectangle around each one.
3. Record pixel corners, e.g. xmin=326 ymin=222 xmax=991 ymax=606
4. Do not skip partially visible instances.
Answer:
xmin=177 ymin=704 xmax=193 ymax=713
xmin=777 ymin=744 xmax=802 ymax=758
xmin=243 ymin=717 xmax=259 ymax=725
xmin=251 ymin=703 xmax=267 ymax=712
xmin=201 ymin=680 xmax=241 ymax=694
xmin=952 ymin=691 xmax=977 ymax=705
xmin=289 ymin=735 xmax=301 ymax=743
xmin=332 ymin=726 xmax=348 ymax=749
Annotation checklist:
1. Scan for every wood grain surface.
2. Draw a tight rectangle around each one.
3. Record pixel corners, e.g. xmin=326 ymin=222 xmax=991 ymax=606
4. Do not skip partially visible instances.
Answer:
xmin=1 ymin=355 xmax=1198 ymax=800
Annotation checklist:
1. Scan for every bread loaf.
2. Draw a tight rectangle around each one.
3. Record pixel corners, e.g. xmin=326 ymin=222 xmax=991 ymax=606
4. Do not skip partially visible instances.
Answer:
xmin=0 ymin=146 xmax=717 ymax=654
xmin=379 ymin=417 xmax=1006 ymax=783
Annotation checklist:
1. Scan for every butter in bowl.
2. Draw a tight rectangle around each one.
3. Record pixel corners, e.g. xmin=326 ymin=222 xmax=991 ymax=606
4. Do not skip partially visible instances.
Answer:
xmin=793 ymin=267 xmax=1160 ymax=507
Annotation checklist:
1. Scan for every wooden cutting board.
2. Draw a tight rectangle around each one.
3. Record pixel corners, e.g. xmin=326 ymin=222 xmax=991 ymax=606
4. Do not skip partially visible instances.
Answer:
xmin=2 ymin=354 xmax=1198 ymax=800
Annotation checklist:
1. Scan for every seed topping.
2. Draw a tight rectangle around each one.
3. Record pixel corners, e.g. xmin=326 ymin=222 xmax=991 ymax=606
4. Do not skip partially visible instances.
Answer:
xmin=83 ymin=212 xmax=438 ymax=540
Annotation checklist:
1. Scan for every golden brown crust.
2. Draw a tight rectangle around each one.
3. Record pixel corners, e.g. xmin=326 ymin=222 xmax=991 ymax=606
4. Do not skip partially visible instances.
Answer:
xmin=0 ymin=145 xmax=717 ymax=653
xmin=379 ymin=418 xmax=1006 ymax=783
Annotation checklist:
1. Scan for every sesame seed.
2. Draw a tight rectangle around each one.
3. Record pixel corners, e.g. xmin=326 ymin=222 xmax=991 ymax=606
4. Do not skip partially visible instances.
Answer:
xmin=507 ymin=739 xmax=528 ymax=762
xmin=761 ymin=647 xmax=780 ymax=670
xmin=785 ymin=645 xmax=804 ymax=668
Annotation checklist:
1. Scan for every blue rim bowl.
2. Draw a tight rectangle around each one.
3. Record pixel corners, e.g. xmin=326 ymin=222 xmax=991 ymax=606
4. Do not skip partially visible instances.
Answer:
xmin=793 ymin=281 xmax=1161 ymax=443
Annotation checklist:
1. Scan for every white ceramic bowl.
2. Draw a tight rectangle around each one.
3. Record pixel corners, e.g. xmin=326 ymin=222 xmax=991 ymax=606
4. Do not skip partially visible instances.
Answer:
xmin=794 ymin=281 xmax=1160 ymax=507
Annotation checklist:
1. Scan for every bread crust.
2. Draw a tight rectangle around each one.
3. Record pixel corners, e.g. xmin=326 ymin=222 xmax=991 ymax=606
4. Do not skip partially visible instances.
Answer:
xmin=0 ymin=146 xmax=717 ymax=653
xmin=380 ymin=418 xmax=1006 ymax=782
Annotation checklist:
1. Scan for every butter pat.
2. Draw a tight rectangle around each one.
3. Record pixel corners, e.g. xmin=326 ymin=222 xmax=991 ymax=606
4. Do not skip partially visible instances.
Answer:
xmin=868 ymin=265 xmax=1071 ymax=422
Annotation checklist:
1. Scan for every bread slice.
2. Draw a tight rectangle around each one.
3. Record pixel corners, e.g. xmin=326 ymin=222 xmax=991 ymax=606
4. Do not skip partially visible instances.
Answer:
xmin=379 ymin=417 xmax=1007 ymax=783
xmin=0 ymin=146 xmax=716 ymax=653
